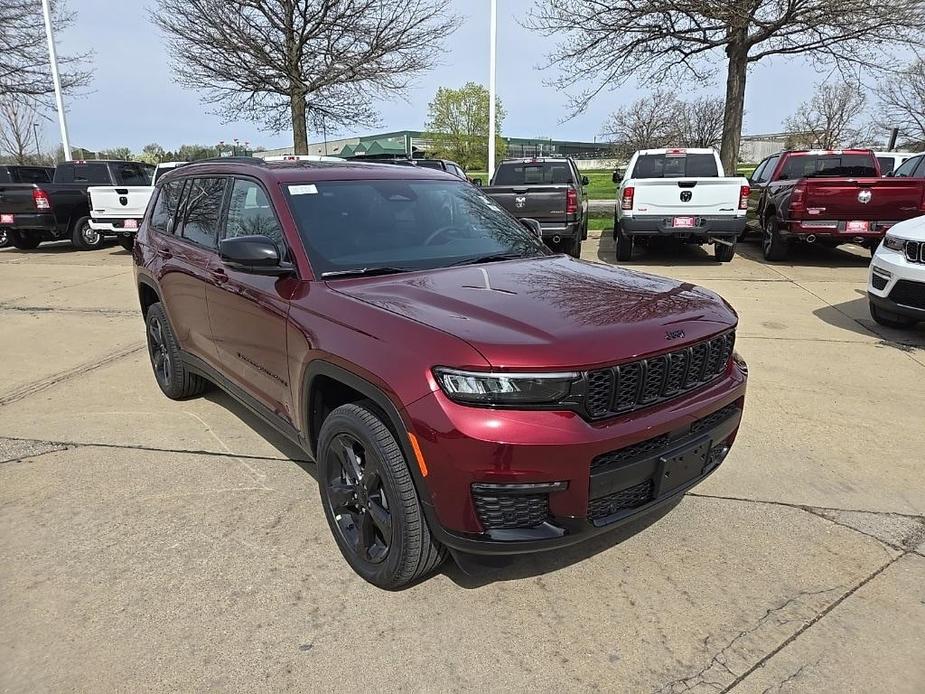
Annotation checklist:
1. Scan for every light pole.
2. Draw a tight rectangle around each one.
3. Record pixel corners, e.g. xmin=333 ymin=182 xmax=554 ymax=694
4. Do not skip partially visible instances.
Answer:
xmin=487 ymin=0 xmax=497 ymax=176
xmin=33 ymin=123 xmax=41 ymax=158
xmin=41 ymin=0 xmax=71 ymax=160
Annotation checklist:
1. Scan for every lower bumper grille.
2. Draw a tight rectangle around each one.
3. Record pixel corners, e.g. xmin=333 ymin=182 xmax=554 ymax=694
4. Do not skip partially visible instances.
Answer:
xmin=587 ymin=480 xmax=653 ymax=521
xmin=472 ymin=492 xmax=549 ymax=530
xmin=871 ymin=273 xmax=889 ymax=291
xmin=889 ymin=280 xmax=925 ymax=310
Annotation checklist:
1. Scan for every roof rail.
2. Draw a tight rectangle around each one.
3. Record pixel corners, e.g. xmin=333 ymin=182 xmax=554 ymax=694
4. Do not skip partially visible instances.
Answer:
xmin=183 ymin=156 xmax=268 ymax=166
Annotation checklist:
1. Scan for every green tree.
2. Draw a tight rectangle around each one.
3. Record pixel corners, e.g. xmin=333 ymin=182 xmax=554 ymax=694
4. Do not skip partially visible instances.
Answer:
xmin=99 ymin=147 xmax=134 ymax=160
xmin=424 ymin=82 xmax=506 ymax=171
xmin=139 ymin=143 xmax=168 ymax=165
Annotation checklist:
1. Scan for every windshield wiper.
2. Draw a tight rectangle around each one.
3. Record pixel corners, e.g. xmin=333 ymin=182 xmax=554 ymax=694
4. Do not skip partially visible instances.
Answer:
xmin=448 ymin=253 xmax=526 ymax=267
xmin=321 ymin=266 xmax=412 ymax=279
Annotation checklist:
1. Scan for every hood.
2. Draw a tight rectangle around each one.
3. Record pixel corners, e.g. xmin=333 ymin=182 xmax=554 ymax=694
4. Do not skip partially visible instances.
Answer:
xmin=329 ymin=256 xmax=737 ymax=369
xmin=888 ymin=214 xmax=925 ymax=242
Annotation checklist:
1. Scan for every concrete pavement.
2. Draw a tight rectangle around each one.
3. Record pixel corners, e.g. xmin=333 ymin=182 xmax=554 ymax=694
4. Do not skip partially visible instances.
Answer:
xmin=1 ymin=237 xmax=923 ymax=692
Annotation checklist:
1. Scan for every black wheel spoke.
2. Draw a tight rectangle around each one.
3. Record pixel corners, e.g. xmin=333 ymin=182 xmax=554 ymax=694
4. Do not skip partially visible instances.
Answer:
xmin=328 ymin=479 xmax=356 ymax=512
xmin=367 ymin=499 xmax=392 ymax=541
xmin=358 ymin=510 xmax=376 ymax=560
xmin=335 ymin=438 xmax=362 ymax=482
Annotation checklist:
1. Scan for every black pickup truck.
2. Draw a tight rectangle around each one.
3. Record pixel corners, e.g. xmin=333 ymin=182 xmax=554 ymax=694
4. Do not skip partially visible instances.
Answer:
xmin=0 ymin=166 xmax=56 ymax=247
xmin=481 ymin=157 xmax=589 ymax=257
xmin=0 ymin=159 xmax=150 ymax=250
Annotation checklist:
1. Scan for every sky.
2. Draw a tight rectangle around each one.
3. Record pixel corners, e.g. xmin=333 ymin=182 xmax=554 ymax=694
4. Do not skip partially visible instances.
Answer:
xmin=47 ymin=0 xmax=833 ymax=153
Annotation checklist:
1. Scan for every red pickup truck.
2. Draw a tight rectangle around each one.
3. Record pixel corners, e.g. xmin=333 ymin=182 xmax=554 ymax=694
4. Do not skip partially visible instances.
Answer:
xmin=746 ymin=149 xmax=925 ymax=260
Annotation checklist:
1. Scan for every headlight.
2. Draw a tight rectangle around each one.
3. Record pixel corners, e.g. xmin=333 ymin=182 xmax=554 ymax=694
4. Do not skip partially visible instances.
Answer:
xmin=433 ymin=367 xmax=579 ymax=406
xmin=882 ymin=235 xmax=905 ymax=252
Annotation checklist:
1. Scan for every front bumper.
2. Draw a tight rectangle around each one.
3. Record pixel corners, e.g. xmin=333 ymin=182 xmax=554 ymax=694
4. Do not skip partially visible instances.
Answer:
xmin=869 ymin=246 xmax=925 ymax=320
xmin=620 ymin=215 xmax=746 ymax=237
xmin=405 ymin=362 xmax=747 ymax=555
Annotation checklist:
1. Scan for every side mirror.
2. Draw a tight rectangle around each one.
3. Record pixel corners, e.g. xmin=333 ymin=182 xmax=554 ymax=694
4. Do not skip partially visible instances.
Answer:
xmin=520 ymin=218 xmax=543 ymax=239
xmin=470 ymin=177 xmax=483 ymax=187
xmin=219 ymin=235 xmax=293 ymax=276
xmin=581 ymin=175 xmax=590 ymax=186
xmin=612 ymin=169 xmax=624 ymax=183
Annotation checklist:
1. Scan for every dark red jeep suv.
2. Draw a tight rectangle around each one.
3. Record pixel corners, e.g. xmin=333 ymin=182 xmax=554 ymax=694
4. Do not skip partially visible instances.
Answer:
xmin=133 ymin=158 xmax=747 ymax=589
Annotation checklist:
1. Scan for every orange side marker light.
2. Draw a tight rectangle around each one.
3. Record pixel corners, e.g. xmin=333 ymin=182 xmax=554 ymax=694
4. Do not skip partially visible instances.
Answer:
xmin=407 ymin=432 xmax=428 ymax=477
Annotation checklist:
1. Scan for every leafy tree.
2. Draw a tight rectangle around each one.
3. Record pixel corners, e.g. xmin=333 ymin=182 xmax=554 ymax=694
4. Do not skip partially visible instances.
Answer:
xmin=784 ymin=82 xmax=869 ymax=149
xmin=152 ymin=0 xmax=459 ymax=154
xmin=527 ymin=0 xmax=925 ymax=174
xmin=99 ymin=147 xmax=134 ymax=161
xmin=876 ymin=59 xmax=925 ymax=149
xmin=139 ymin=143 xmax=168 ymax=165
xmin=424 ymin=83 xmax=506 ymax=171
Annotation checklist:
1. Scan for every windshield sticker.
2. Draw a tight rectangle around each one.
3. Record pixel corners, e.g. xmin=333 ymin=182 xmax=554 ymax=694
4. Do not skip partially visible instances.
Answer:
xmin=288 ymin=184 xmax=318 ymax=195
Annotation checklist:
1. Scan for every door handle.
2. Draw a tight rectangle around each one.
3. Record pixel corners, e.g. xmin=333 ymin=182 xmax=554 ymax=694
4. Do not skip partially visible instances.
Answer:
xmin=155 ymin=247 xmax=172 ymax=259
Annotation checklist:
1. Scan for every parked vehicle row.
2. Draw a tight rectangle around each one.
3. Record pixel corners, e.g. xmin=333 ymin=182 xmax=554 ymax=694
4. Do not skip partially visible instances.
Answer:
xmin=133 ymin=157 xmax=747 ymax=588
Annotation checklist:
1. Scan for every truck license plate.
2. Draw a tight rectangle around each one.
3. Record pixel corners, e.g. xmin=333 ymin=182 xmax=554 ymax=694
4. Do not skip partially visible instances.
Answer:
xmin=0 ymin=214 xmax=14 ymax=224
xmin=673 ymin=217 xmax=695 ymax=228
xmin=846 ymin=220 xmax=869 ymax=233
xmin=123 ymin=219 xmax=138 ymax=230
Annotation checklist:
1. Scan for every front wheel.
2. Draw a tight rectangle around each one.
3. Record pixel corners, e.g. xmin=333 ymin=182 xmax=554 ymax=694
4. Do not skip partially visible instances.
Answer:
xmin=762 ymin=215 xmax=789 ymax=261
xmin=869 ymin=301 xmax=916 ymax=329
xmin=71 ymin=216 xmax=105 ymax=251
xmin=318 ymin=403 xmax=446 ymax=590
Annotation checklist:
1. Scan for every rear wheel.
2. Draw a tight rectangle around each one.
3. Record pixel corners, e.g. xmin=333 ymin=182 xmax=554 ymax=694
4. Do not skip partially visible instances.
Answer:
xmin=0 ymin=229 xmax=8 ymax=248
xmin=714 ymin=240 xmax=736 ymax=262
xmin=9 ymin=230 xmax=41 ymax=250
xmin=71 ymin=216 xmax=104 ymax=251
xmin=117 ymin=236 xmax=135 ymax=252
xmin=869 ymin=301 xmax=916 ymax=329
xmin=145 ymin=302 xmax=208 ymax=399
xmin=762 ymin=214 xmax=789 ymax=261
xmin=565 ymin=235 xmax=582 ymax=258
xmin=615 ymin=221 xmax=633 ymax=261
xmin=318 ymin=402 xmax=446 ymax=590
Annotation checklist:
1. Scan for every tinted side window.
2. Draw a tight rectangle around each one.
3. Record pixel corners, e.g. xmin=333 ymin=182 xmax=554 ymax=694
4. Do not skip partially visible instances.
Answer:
xmin=178 ymin=177 xmax=226 ymax=249
xmin=915 ymin=158 xmax=925 ymax=178
xmin=876 ymin=156 xmax=896 ymax=175
xmin=115 ymin=163 xmax=150 ymax=186
xmin=749 ymin=159 xmax=769 ymax=183
xmin=224 ymin=179 xmax=283 ymax=246
xmin=150 ymin=180 xmax=186 ymax=234
xmin=20 ymin=167 xmax=52 ymax=183
xmin=758 ymin=156 xmax=780 ymax=183
xmin=72 ymin=163 xmax=112 ymax=183
xmin=891 ymin=156 xmax=920 ymax=178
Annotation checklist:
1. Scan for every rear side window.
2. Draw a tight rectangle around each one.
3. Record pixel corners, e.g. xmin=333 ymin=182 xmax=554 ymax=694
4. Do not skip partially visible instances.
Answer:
xmin=114 ymin=163 xmax=150 ymax=186
xmin=631 ymin=153 xmax=719 ymax=178
xmin=150 ymin=179 xmax=186 ymax=234
xmin=178 ymin=177 xmax=227 ymax=249
xmin=492 ymin=162 xmax=574 ymax=185
xmin=892 ymin=156 xmax=920 ymax=177
xmin=13 ymin=167 xmax=52 ymax=183
xmin=224 ymin=179 xmax=283 ymax=246
xmin=57 ymin=163 xmax=112 ymax=183
xmin=779 ymin=154 xmax=877 ymax=180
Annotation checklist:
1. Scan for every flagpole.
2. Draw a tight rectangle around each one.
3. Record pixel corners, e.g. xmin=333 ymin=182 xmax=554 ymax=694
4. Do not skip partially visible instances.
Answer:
xmin=487 ymin=0 xmax=497 ymax=177
xmin=41 ymin=0 xmax=72 ymax=161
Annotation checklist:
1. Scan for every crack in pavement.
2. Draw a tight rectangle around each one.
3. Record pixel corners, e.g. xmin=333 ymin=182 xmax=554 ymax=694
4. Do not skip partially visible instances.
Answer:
xmin=759 ymin=657 xmax=823 ymax=694
xmin=0 ymin=304 xmax=136 ymax=316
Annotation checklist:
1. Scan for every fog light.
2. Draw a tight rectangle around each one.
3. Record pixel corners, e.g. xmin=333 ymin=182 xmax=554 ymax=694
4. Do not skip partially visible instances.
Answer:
xmin=871 ymin=265 xmax=892 ymax=279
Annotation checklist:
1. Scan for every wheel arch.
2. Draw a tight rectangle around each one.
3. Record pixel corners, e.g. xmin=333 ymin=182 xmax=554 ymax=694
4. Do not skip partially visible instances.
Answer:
xmin=137 ymin=277 xmax=161 ymax=318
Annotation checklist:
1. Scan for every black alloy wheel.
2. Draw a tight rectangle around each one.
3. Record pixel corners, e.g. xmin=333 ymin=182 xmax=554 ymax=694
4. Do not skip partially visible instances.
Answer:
xmin=148 ymin=313 xmax=172 ymax=387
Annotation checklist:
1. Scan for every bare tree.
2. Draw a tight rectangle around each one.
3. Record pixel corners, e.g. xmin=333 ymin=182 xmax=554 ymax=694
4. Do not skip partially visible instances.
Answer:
xmin=527 ymin=0 xmax=925 ymax=173
xmin=876 ymin=59 xmax=925 ymax=149
xmin=600 ymin=90 xmax=678 ymax=157
xmin=152 ymin=0 xmax=459 ymax=154
xmin=0 ymin=97 xmax=40 ymax=164
xmin=783 ymin=82 xmax=869 ymax=149
xmin=674 ymin=97 xmax=725 ymax=149
xmin=0 ymin=0 xmax=91 ymax=103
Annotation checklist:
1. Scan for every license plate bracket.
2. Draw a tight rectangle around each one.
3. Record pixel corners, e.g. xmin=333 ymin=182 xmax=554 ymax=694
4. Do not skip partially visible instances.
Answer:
xmin=656 ymin=437 xmax=712 ymax=496
xmin=672 ymin=216 xmax=696 ymax=228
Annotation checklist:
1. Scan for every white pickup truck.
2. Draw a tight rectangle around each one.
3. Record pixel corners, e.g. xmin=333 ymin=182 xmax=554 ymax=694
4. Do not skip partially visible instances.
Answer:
xmin=88 ymin=161 xmax=186 ymax=250
xmin=613 ymin=148 xmax=749 ymax=262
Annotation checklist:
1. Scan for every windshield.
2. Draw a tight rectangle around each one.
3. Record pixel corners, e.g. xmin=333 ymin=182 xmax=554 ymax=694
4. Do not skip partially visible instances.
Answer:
xmin=285 ymin=179 xmax=549 ymax=275
xmin=631 ymin=153 xmax=719 ymax=178
xmin=779 ymin=154 xmax=877 ymax=179
xmin=492 ymin=162 xmax=574 ymax=185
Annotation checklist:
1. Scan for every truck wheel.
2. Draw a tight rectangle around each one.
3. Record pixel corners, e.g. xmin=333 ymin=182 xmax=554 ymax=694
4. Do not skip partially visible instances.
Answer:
xmin=71 ymin=216 xmax=104 ymax=250
xmin=869 ymin=301 xmax=916 ymax=329
xmin=615 ymin=223 xmax=633 ymax=261
xmin=714 ymin=241 xmax=736 ymax=262
xmin=9 ymin=230 xmax=41 ymax=250
xmin=145 ymin=303 xmax=208 ymax=399
xmin=318 ymin=402 xmax=446 ymax=590
xmin=565 ymin=235 xmax=582 ymax=258
xmin=762 ymin=215 xmax=789 ymax=261
xmin=117 ymin=236 xmax=135 ymax=252
xmin=0 ymin=229 xmax=8 ymax=248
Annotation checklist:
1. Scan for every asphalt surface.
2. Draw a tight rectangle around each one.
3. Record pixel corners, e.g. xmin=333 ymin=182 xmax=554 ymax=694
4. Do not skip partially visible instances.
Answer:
xmin=1 ymin=236 xmax=924 ymax=693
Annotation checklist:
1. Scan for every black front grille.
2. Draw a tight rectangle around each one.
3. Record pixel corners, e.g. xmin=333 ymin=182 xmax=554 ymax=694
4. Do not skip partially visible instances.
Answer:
xmin=904 ymin=240 xmax=924 ymax=264
xmin=690 ymin=404 xmax=740 ymax=434
xmin=587 ymin=480 xmax=653 ymax=521
xmin=585 ymin=332 xmax=735 ymax=420
xmin=472 ymin=492 xmax=548 ymax=530
xmin=871 ymin=273 xmax=889 ymax=291
xmin=889 ymin=280 xmax=925 ymax=310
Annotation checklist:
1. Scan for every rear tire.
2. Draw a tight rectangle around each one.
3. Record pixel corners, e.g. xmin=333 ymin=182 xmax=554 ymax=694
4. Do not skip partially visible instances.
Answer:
xmin=145 ymin=302 xmax=208 ymax=399
xmin=71 ymin=216 xmax=104 ymax=250
xmin=869 ymin=301 xmax=916 ymax=329
xmin=0 ymin=229 xmax=8 ymax=248
xmin=615 ymin=221 xmax=633 ymax=261
xmin=318 ymin=402 xmax=446 ymax=590
xmin=9 ymin=230 xmax=41 ymax=250
xmin=117 ymin=236 xmax=135 ymax=252
xmin=714 ymin=241 xmax=736 ymax=262
xmin=762 ymin=214 xmax=789 ymax=261
xmin=565 ymin=235 xmax=581 ymax=258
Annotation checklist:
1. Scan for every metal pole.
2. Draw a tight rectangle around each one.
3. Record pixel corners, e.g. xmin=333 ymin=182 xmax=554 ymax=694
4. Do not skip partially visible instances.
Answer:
xmin=487 ymin=0 xmax=497 ymax=176
xmin=33 ymin=123 xmax=41 ymax=158
xmin=41 ymin=0 xmax=71 ymax=160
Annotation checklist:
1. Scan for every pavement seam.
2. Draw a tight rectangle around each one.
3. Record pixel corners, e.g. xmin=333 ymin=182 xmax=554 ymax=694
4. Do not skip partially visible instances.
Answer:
xmin=0 ymin=269 xmax=133 ymax=304
xmin=720 ymin=552 xmax=908 ymax=693
xmin=0 ymin=305 xmax=136 ymax=316
xmin=0 ymin=343 xmax=145 ymax=407
xmin=0 ymin=444 xmax=71 ymax=466
xmin=687 ymin=491 xmax=925 ymax=523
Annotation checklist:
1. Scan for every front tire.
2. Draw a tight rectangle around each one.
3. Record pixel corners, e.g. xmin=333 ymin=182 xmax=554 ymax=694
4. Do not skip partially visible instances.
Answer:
xmin=869 ymin=301 xmax=916 ymax=329
xmin=615 ymin=220 xmax=633 ymax=261
xmin=145 ymin=302 xmax=208 ymax=399
xmin=318 ymin=403 xmax=446 ymax=590
xmin=714 ymin=240 xmax=736 ymax=262
xmin=71 ymin=216 xmax=104 ymax=250
xmin=9 ymin=230 xmax=41 ymax=250
xmin=762 ymin=214 xmax=789 ymax=261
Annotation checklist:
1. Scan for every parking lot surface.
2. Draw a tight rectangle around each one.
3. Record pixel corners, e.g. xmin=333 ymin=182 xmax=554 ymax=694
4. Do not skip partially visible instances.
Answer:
xmin=2 ymin=238 xmax=923 ymax=692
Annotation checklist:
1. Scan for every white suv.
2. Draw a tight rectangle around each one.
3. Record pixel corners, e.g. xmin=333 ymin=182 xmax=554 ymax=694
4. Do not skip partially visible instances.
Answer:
xmin=869 ymin=214 xmax=925 ymax=328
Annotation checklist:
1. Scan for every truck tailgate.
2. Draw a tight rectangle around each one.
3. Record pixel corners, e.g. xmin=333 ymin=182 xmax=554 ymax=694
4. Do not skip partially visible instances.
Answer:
xmin=89 ymin=186 xmax=153 ymax=218
xmin=631 ymin=178 xmax=743 ymax=215
xmin=802 ymin=178 xmax=924 ymax=220
xmin=0 ymin=184 xmax=41 ymax=216
xmin=482 ymin=185 xmax=568 ymax=222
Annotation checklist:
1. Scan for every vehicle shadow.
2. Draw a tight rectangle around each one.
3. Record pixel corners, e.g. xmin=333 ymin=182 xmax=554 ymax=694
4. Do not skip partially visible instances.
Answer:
xmin=442 ymin=499 xmax=681 ymax=589
xmin=596 ymin=233 xmax=723 ymax=267
xmin=812 ymin=288 xmax=925 ymax=348
xmin=736 ymin=234 xmax=873 ymax=268
xmin=0 ymin=240 xmax=126 ymax=257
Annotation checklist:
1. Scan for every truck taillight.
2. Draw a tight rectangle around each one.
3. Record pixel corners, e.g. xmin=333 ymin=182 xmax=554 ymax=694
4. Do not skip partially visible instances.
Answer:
xmin=621 ymin=186 xmax=634 ymax=210
xmin=739 ymin=185 xmax=750 ymax=210
xmin=566 ymin=187 xmax=578 ymax=215
xmin=33 ymin=189 xmax=51 ymax=210
xmin=790 ymin=182 xmax=807 ymax=215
